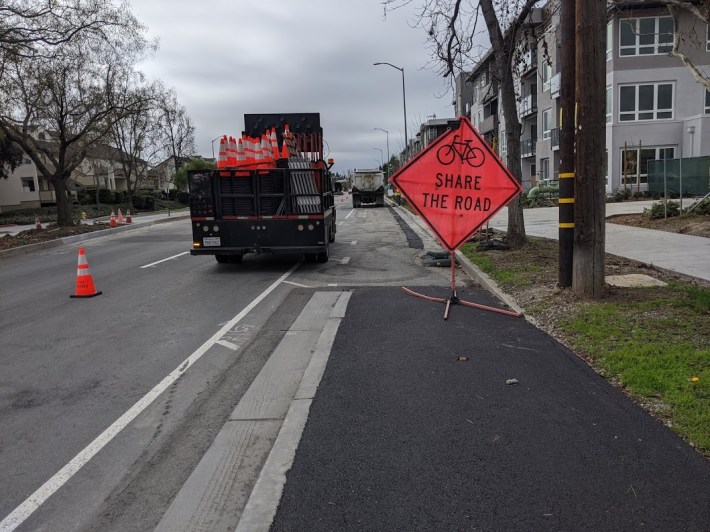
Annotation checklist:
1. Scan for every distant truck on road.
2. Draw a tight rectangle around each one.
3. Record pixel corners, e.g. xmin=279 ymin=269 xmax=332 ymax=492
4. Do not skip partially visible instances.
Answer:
xmin=350 ymin=168 xmax=385 ymax=207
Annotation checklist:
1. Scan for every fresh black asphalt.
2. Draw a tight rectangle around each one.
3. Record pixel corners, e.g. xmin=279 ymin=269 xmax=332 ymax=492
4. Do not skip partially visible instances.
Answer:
xmin=271 ymin=286 xmax=710 ymax=531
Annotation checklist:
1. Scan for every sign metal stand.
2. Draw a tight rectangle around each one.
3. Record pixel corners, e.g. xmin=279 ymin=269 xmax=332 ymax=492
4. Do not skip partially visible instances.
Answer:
xmin=391 ymin=116 xmax=524 ymax=320
xmin=402 ymin=252 xmax=521 ymax=320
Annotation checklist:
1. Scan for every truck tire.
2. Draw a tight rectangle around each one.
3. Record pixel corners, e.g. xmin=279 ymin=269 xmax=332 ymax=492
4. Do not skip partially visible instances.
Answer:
xmin=328 ymin=220 xmax=336 ymax=243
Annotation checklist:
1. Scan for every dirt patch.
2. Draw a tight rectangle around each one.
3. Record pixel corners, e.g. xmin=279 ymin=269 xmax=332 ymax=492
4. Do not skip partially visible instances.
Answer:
xmin=0 ymin=223 xmax=111 ymax=252
xmin=607 ymin=213 xmax=710 ymax=238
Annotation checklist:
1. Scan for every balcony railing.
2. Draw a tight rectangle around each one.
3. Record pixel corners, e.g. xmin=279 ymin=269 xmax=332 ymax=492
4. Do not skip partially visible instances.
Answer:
xmin=518 ymin=94 xmax=537 ymax=118
xmin=551 ymin=128 xmax=560 ymax=148
xmin=520 ymin=49 xmax=538 ymax=75
xmin=521 ymin=138 xmax=536 ymax=158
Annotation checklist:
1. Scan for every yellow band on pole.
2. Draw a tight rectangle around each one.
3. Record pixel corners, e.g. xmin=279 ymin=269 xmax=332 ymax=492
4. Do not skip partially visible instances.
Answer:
xmin=559 ymin=173 xmax=575 ymax=178
xmin=559 ymin=222 xmax=575 ymax=229
xmin=559 ymin=198 xmax=575 ymax=203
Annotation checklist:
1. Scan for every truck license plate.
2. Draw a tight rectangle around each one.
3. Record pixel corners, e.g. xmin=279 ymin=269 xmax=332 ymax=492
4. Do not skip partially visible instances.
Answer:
xmin=203 ymin=237 xmax=221 ymax=247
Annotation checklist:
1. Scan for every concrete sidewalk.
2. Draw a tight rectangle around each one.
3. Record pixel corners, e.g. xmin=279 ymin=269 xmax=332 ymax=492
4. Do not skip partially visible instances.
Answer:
xmin=487 ymin=200 xmax=710 ymax=284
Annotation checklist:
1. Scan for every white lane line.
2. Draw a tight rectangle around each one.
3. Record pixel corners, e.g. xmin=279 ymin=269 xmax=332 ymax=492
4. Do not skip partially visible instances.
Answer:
xmin=0 ymin=263 xmax=300 ymax=532
xmin=140 ymin=252 xmax=189 ymax=269
xmin=351 ymin=241 xmax=357 ymax=245
xmin=327 ymin=283 xmax=338 ymax=287
xmin=340 ymin=257 xmax=350 ymax=265
xmin=344 ymin=209 xmax=355 ymax=219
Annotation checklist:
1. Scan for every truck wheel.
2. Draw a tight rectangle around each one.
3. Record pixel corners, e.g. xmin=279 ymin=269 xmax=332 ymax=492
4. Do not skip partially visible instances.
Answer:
xmin=316 ymin=242 xmax=329 ymax=263
xmin=328 ymin=221 xmax=336 ymax=243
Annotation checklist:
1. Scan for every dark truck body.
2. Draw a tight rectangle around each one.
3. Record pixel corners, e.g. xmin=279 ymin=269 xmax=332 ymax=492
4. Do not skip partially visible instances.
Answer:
xmin=189 ymin=113 xmax=335 ymax=263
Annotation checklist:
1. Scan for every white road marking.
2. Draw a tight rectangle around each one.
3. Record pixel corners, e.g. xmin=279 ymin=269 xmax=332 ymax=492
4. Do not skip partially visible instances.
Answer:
xmin=140 ymin=252 xmax=189 ymax=268
xmin=327 ymin=283 xmax=338 ymax=287
xmin=340 ymin=257 xmax=350 ymax=265
xmin=344 ymin=209 xmax=355 ymax=219
xmin=283 ymin=280 xmax=310 ymax=288
xmin=0 ymin=263 xmax=300 ymax=532
xmin=216 ymin=339 xmax=240 ymax=351
xmin=351 ymin=241 xmax=357 ymax=245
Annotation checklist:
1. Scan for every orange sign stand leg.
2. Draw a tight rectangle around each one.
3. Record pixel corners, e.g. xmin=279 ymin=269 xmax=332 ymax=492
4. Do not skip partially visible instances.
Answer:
xmin=402 ymin=252 xmax=521 ymax=320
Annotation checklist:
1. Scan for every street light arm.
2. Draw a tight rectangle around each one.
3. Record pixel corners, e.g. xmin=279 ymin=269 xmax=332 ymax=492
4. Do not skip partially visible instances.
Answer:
xmin=373 ymin=62 xmax=403 ymax=72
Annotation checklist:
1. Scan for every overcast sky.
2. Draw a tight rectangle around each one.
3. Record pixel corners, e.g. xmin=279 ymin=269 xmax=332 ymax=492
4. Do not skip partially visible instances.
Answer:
xmin=128 ymin=0 xmax=459 ymax=175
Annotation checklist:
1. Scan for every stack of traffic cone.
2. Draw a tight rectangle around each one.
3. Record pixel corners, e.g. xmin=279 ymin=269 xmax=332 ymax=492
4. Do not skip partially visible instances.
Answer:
xmin=109 ymin=210 xmax=117 ymax=228
xmin=126 ymin=210 xmax=132 ymax=224
xmin=117 ymin=208 xmax=125 ymax=225
xmin=35 ymin=214 xmax=42 ymax=230
xmin=70 ymin=247 xmax=102 ymax=298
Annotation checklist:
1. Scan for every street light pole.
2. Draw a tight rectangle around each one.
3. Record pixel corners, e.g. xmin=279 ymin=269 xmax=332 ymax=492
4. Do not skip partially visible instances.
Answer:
xmin=373 ymin=147 xmax=384 ymax=171
xmin=374 ymin=127 xmax=390 ymax=178
xmin=373 ymin=62 xmax=408 ymax=160
xmin=211 ymin=136 xmax=222 ymax=160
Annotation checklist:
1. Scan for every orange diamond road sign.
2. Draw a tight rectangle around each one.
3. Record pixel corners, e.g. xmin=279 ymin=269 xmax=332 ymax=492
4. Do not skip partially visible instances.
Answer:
xmin=391 ymin=116 xmax=522 ymax=252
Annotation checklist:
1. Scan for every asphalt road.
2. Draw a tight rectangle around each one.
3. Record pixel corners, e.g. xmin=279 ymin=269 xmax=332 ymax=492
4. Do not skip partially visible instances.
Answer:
xmin=0 ymin=193 xmax=456 ymax=531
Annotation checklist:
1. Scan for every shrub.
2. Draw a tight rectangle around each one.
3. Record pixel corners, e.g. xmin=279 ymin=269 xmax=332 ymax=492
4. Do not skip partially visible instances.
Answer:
xmin=98 ymin=188 xmax=114 ymax=204
xmin=644 ymin=200 xmax=680 ymax=219
xmin=114 ymin=190 xmax=127 ymax=204
xmin=176 ymin=191 xmax=190 ymax=205
xmin=685 ymin=197 xmax=710 ymax=216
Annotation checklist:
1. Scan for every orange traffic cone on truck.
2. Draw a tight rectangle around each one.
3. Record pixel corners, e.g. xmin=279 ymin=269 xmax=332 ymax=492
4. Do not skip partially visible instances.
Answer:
xmin=70 ymin=248 xmax=102 ymax=298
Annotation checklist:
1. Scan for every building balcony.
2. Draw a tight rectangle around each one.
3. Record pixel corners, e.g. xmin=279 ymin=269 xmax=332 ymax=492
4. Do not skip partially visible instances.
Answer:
xmin=518 ymin=94 xmax=537 ymax=118
xmin=478 ymin=114 xmax=497 ymax=135
xmin=521 ymin=138 xmax=536 ymax=158
xmin=551 ymin=128 xmax=560 ymax=149
xmin=550 ymin=73 xmax=561 ymax=98
xmin=520 ymin=49 xmax=538 ymax=77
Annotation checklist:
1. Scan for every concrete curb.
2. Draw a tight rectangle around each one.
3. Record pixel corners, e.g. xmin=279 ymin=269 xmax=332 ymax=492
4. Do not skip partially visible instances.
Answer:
xmin=0 ymin=214 xmax=189 ymax=260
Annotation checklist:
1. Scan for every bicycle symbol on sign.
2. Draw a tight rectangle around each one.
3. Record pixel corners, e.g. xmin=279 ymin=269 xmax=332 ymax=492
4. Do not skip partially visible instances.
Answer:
xmin=436 ymin=135 xmax=486 ymax=168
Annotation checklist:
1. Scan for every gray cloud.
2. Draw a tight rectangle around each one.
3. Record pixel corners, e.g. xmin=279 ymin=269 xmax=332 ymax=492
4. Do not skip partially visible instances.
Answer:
xmin=130 ymin=0 xmax=456 ymax=173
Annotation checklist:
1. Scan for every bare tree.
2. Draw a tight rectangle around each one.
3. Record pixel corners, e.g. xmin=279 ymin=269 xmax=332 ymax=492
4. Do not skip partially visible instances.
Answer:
xmin=385 ymin=0 xmax=542 ymax=247
xmin=0 ymin=0 xmax=154 ymax=226
xmin=158 ymin=88 xmax=196 ymax=180
xmin=109 ymin=79 xmax=166 ymax=210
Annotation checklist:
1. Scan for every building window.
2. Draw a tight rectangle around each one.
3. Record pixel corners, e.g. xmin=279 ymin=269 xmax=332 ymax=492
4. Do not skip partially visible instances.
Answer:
xmin=540 ymin=158 xmax=549 ymax=181
xmin=619 ymin=83 xmax=673 ymax=121
xmin=621 ymin=146 xmax=675 ymax=185
xmin=606 ymin=86 xmax=612 ymax=123
xmin=500 ymin=131 xmax=507 ymax=156
xmin=619 ymin=16 xmax=673 ymax=56
xmin=707 ymin=24 xmax=710 ymax=52
xmin=21 ymin=179 xmax=35 ymax=192
xmin=705 ymin=90 xmax=710 ymax=114
xmin=542 ymin=109 xmax=552 ymax=139
xmin=541 ymin=61 xmax=552 ymax=92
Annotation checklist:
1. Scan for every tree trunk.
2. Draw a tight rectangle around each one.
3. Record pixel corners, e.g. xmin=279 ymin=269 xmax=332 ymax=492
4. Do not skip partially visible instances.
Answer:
xmin=479 ymin=0 xmax=527 ymax=248
xmin=500 ymin=65 xmax=526 ymax=248
xmin=573 ymin=0 xmax=606 ymax=297
xmin=52 ymin=178 xmax=75 ymax=227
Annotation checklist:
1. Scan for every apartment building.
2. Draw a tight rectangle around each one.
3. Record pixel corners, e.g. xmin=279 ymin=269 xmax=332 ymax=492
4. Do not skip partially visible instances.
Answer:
xmin=455 ymin=0 xmax=710 ymax=195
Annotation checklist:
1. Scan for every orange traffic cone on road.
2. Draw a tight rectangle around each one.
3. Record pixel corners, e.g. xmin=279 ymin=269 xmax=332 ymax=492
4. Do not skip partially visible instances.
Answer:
xmin=35 ymin=214 xmax=42 ymax=230
xmin=109 ymin=210 xmax=117 ymax=228
xmin=126 ymin=210 xmax=132 ymax=224
xmin=70 ymin=248 xmax=102 ymax=298
xmin=117 ymin=208 xmax=125 ymax=225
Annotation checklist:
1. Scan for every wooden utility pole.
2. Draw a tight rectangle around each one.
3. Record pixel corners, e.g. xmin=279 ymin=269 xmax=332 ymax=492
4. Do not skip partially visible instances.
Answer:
xmin=558 ymin=0 xmax=575 ymax=288
xmin=573 ymin=0 xmax=606 ymax=297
